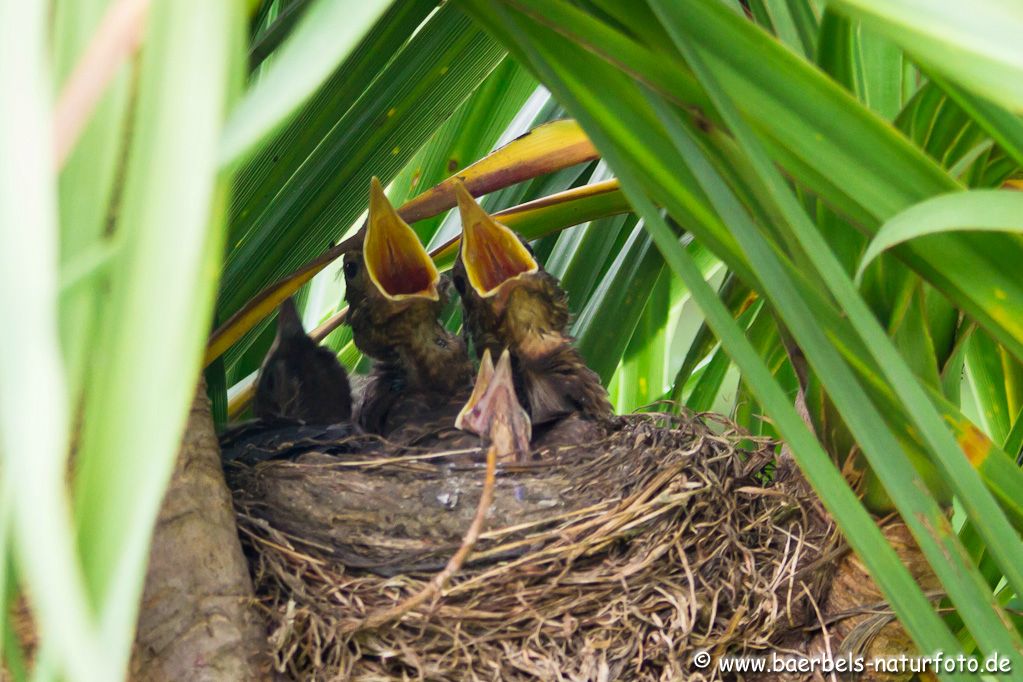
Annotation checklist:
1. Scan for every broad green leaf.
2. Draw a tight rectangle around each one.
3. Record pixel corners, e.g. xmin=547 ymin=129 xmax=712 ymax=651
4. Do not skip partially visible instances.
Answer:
xmin=857 ymin=190 xmax=1023 ymax=279
xmin=967 ymin=327 xmax=1023 ymax=462
xmin=816 ymin=11 xmax=857 ymax=92
xmin=670 ymin=274 xmax=755 ymax=403
xmin=72 ymin=1 xmax=244 ymax=676
xmin=686 ymin=342 xmax=732 ymax=413
xmin=229 ymin=0 xmax=435 ymax=232
xmin=615 ymin=268 xmax=672 ymax=412
xmin=855 ymin=26 xmax=904 ymax=119
xmin=0 ymin=3 xmax=108 ymax=679
xmin=546 ymin=184 xmax=636 ymax=313
xmin=572 ymin=222 xmax=666 ymax=383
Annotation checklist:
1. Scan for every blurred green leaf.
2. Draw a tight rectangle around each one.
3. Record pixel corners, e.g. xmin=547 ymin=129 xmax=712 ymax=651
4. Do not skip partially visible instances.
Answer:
xmin=53 ymin=0 xmax=134 ymax=402
xmin=827 ymin=0 xmax=1023 ymax=114
xmin=1 ymin=3 xmax=111 ymax=680
xmin=72 ymin=1 xmax=245 ymax=675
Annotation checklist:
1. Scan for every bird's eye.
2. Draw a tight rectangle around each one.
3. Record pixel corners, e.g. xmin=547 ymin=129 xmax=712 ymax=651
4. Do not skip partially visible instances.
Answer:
xmin=343 ymin=259 xmax=360 ymax=280
xmin=453 ymin=274 xmax=466 ymax=295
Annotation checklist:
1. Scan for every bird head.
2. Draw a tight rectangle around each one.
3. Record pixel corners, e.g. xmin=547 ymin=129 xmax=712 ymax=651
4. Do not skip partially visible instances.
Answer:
xmin=344 ymin=178 xmax=471 ymax=401
xmin=451 ymin=182 xmax=613 ymax=429
xmin=253 ymin=297 xmax=353 ymax=424
xmin=456 ymin=348 xmax=531 ymax=463
xmin=451 ymin=181 xmax=570 ymax=363
xmin=344 ymin=177 xmax=449 ymax=359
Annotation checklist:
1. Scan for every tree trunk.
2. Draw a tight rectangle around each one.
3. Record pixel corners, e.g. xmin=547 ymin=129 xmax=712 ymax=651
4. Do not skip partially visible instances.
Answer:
xmin=131 ymin=379 xmax=271 ymax=681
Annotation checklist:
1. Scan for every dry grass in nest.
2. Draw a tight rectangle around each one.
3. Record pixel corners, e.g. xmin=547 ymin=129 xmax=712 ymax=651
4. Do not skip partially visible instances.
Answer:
xmin=230 ymin=410 xmax=837 ymax=680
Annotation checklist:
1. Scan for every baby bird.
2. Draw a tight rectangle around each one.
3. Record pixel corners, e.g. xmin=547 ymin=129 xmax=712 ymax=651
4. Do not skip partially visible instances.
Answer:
xmin=344 ymin=178 xmax=474 ymax=444
xmin=252 ymin=297 xmax=352 ymax=423
xmin=220 ymin=297 xmax=354 ymax=463
xmin=456 ymin=349 xmax=531 ymax=463
xmin=451 ymin=182 xmax=613 ymax=449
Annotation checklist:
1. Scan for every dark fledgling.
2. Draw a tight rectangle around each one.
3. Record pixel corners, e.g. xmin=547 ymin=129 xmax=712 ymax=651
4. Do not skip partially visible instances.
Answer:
xmin=344 ymin=178 xmax=474 ymax=446
xmin=220 ymin=297 xmax=356 ymax=464
xmin=451 ymin=182 xmax=613 ymax=449
xmin=253 ymin=297 xmax=353 ymax=423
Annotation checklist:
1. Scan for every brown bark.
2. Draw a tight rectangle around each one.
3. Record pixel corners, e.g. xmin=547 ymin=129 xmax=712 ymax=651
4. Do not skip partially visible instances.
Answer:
xmin=808 ymin=519 xmax=940 ymax=682
xmin=131 ymin=379 xmax=270 ymax=681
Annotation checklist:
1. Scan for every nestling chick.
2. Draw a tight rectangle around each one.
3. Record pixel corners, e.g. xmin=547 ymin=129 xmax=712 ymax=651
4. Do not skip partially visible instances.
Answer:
xmin=451 ymin=182 xmax=613 ymax=448
xmin=456 ymin=349 xmax=532 ymax=463
xmin=344 ymin=178 xmax=474 ymax=442
xmin=221 ymin=297 xmax=355 ymax=464
xmin=253 ymin=297 xmax=353 ymax=423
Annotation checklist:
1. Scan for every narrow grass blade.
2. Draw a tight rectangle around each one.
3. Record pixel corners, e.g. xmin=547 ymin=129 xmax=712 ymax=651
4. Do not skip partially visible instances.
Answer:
xmin=219 ymin=0 xmax=392 ymax=166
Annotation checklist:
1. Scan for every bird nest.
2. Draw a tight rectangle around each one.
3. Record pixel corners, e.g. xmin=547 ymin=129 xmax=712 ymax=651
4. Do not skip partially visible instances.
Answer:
xmin=229 ymin=410 xmax=837 ymax=681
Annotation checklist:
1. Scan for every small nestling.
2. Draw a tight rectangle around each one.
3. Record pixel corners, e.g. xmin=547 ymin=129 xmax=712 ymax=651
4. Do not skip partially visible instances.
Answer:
xmin=252 ymin=297 xmax=353 ymax=424
xmin=220 ymin=297 xmax=355 ymax=464
xmin=344 ymin=177 xmax=474 ymax=442
xmin=456 ymin=349 xmax=532 ymax=463
xmin=451 ymin=182 xmax=613 ymax=448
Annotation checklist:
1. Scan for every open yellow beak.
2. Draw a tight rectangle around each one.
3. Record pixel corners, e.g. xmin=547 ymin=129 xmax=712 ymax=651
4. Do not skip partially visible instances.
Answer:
xmin=455 ymin=181 xmax=538 ymax=298
xmin=364 ymin=177 xmax=440 ymax=301
xmin=455 ymin=348 xmax=531 ymax=462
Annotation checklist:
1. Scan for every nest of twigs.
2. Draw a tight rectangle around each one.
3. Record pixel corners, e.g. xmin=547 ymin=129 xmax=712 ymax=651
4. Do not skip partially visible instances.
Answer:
xmin=229 ymin=411 xmax=838 ymax=681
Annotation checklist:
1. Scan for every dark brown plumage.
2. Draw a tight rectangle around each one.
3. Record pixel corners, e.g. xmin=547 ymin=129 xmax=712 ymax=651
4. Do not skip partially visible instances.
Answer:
xmin=451 ymin=183 xmax=612 ymax=448
xmin=252 ymin=297 xmax=353 ymax=423
xmin=344 ymin=178 xmax=474 ymax=444
xmin=221 ymin=297 xmax=356 ymax=464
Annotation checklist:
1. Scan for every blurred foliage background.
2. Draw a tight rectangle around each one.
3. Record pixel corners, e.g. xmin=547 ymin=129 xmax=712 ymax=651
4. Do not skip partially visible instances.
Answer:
xmin=3 ymin=0 xmax=1023 ymax=679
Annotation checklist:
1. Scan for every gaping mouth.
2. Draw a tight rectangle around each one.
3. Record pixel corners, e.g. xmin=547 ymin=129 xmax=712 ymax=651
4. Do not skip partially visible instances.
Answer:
xmin=364 ymin=177 xmax=439 ymax=301
xmin=455 ymin=181 xmax=538 ymax=298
